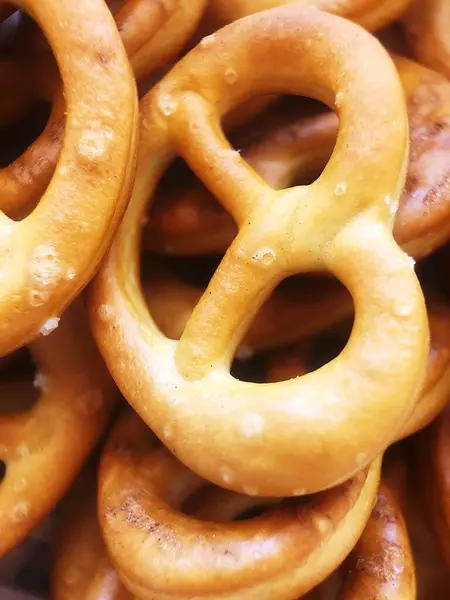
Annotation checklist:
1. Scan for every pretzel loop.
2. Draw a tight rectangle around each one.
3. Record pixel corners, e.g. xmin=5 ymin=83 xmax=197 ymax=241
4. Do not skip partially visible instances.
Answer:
xmin=99 ymin=412 xmax=381 ymax=600
xmin=91 ymin=6 xmax=428 ymax=497
xmin=0 ymin=300 xmax=116 ymax=556
xmin=0 ymin=0 xmax=137 ymax=356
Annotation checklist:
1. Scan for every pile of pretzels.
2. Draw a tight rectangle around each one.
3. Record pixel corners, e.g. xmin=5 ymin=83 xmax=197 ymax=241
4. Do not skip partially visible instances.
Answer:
xmin=0 ymin=0 xmax=449 ymax=598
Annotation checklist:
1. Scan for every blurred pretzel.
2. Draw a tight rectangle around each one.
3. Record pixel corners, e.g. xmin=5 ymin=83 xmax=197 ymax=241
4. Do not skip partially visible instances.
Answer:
xmin=416 ymin=403 xmax=450 ymax=569
xmin=52 ymin=473 xmax=132 ymax=600
xmin=114 ymin=0 xmax=208 ymax=81
xmin=0 ymin=0 xmax=138 ymax=356
xmin=400 ymin=300 xmax=450 ymax=438
xmin=203 ymin=0 xmax=412 ymax=35
xmin=0 ymin=0 xmax=206 ymax=219
xmin=404 ymin=0 xmax=450 ymax=80
xmin=147 ymin=54 xmax=450 ymax=260
xmin=143 ymin=257 xmax=352 ymax=352
xmin=0 ymin=4 xmax=16 ymax=22
xmin=91 ymin=5 xmax=428 ymax=497
xmin=99 ymin=410 xmax=381 ymax=600
xmin=337 ymin=478 xmax=415 ymax=599
xmin=0 ymin=300 xmax=116 ymax=556
xmin=408 ymin=431 xmax=450 ymax=599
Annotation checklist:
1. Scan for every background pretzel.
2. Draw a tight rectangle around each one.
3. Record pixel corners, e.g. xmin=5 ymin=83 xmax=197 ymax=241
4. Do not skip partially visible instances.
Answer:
xmin=0 ymin=0 xmax=206 ymax=220
xmin=91 ymin=5 xmax=428 ymax=497
xmin=0 ymin=299 xmax=116 ymax=556
xmin=99 ymin=411 xmax=381 ymax=600
xmin=0 ymin=0 xmax=138 ymax=356
xmin=415 ymin=403 xmax=450 ymax=569
xmin=202 ymin=0 xmax=413 ymax=36
xmin=404 ymin=0 xmax=450 ymax=80
xmin=146 ymin=54 xmax=450 ymax=261
xmin=337 ymin=478 xmax=415 ymax=599
xmin=51 ymin=473 xmax=132 ymax=600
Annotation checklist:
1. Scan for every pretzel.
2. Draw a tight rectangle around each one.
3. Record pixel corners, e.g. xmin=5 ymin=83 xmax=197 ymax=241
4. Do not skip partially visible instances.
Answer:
xmin=147 ymin=54 xmax=450 ymax=260
xmin=0 ymin=299 xmax=116 ymax=556
xmin=99 ymin=410 xmax=381 ymax=600
xmin=51 ymin=473 xmax=132 ymax=600
xmin=91 ymin=5 xmax=428 ymax=497
xmin=203 ymin=0 xmax=413 ymax=34
xmin=0 ymin=0 xmax=206 ymax=220
xmin=337 ymin=478 xmax=415 ymax=599
xmin=404 ymin=0 xmax=450 ymax=80
xmin=114 ymin=0 xmax=208 ymax=81
xmin=142 ymin=257 xmax=352 ymax=353
xmin=400 ymin=300 xmax=450 ymax=438
xmin=0 ymin=0 xmax=138 ymax=356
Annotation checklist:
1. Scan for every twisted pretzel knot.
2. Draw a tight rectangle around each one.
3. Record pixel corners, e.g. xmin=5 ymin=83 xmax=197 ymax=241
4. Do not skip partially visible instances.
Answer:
xmin=0 ymin=0 xmax=138 ymax=356
xmin=143 ymin=257 xmax=352 ymax=352
xmin=91 ymin=5 xmax=428 ymax=497
xmin=0 ymin=300 xmax=116 ymax=556
xmin=146 ymin=54 xmax=450 ymax=261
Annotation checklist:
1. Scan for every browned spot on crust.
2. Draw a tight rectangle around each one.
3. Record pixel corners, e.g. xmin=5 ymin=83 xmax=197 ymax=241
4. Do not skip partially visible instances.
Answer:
xmin=97 ymin=52 xmax=111 ymax=65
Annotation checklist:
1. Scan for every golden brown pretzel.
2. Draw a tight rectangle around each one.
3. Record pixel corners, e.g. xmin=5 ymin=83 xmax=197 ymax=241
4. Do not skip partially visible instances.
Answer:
xmin=404 ymin=0 xmax=450 ymax=80
xmin=400 ymin=300 xmax=450 ymax=438
xmin=90 ymin=5 xmax=428 ymax=497
xmin=147 ymin=54 xmax=450 ymax=260
xmin=114 ymin=0 xmax=208 ymax=81
xmin=0 ymin=0 xmax=206 ymax=219
xmin=99 ymin=410 xmax=381 ymax=600
xmin=143 ymin=257 xmax=352 ymax=352
xmin=337 ymin=478 xmax=415 ymax=599
xmin=203 ymin=0 xmax=412 ymax=34
xmin=0 ymin=0 xmax=138 ymax=356
xmin=0 ymin=299 xmax=116 ymax=556
xmin=52 ymin=473 xmax=133 ymax=600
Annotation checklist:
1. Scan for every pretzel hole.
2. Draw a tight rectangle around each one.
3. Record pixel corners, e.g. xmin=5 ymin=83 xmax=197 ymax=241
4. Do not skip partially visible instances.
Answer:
xmin=0 ymin=460 xmax=5 ymax=482
xmin=307 ymin=320 xmax=353 ymax=372
xmin=146 ymin=97 xmax=337 ymax=256
xmin=182 ymin=485 xmax=283 ymax=521
xmin=419 ymin=244 xmax=450 ymax=299
xmin=0 ymin=348 xmax=40 ymax=413
xmin=0 ymin=11 xmax=61 ymax=220
xmin=0 ymin=101 xmax=50 ymax=168
xmin=148 ymin=157 xmax=239 ymax=253
xmin=229 ymin=95 xmax=335 ymax=189
xmin=230 ymin=273 xmax=353 ymax=380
